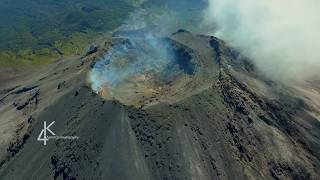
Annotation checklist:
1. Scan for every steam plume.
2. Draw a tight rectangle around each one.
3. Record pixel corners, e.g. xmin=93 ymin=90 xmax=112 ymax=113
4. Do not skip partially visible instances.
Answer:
xmin=89 ymin=8 xmax=176 ymax=96
xmin=203 ymin=0 xmax=320 ymax=82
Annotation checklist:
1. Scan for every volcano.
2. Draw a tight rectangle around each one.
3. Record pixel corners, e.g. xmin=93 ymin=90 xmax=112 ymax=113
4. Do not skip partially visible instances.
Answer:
xmin=0 ymin=30 xmax=319 ymax=179
xmin=90 ymin=30 xmax=213 ymax=107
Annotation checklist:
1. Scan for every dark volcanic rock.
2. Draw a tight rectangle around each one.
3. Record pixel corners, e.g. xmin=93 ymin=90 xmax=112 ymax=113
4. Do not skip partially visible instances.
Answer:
xmin=0 ymin=31 xmax=319 ymax=180
xmin=86 ymin=45 xmax=98 ymax=55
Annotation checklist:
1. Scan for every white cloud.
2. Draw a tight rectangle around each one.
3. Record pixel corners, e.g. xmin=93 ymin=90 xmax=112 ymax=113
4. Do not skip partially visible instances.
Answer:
xmin=203 ymin=0 xmax=320 ymax=82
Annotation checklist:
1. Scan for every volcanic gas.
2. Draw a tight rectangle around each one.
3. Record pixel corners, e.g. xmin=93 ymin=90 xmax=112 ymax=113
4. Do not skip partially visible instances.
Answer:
xmin=89 ymin=29 xmax=216 ymax=107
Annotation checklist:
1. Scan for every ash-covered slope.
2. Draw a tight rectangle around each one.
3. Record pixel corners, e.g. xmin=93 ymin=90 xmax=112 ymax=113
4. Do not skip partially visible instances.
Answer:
xmin=0 ymin=31 xmax=319 ymax=180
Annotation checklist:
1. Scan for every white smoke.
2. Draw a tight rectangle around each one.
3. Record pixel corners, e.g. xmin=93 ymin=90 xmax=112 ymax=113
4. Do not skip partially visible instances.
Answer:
xmin=203 ymin=0 xmax=320 ymax=82
xmin=89 ymin=8 xmax=176 ymax=96
xmin=90 ymin=35 xmax=173 ymax=94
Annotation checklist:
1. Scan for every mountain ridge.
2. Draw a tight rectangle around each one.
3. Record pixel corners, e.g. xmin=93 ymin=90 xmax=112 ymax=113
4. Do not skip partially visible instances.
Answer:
xmin=0 ymin=30 xmax=319 ymax=179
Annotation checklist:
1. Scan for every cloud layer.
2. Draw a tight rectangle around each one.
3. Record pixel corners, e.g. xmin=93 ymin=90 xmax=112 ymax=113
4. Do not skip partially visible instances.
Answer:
xmin=203 ymin=0 xmax=320 ymax=82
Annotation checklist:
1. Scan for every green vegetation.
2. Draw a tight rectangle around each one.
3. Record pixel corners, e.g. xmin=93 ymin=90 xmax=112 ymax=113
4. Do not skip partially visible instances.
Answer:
xmin=0 ymin=0 xmax=133 ymax=66
xmin=144 ymin=0 xmax=206 ymax=32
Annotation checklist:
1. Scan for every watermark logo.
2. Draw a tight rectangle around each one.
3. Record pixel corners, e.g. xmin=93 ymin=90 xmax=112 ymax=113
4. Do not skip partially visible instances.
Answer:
xmin=37 ymin=121 xmax=79 ymax=145
xmin=37 ymin=121 xmax=55 ymax=145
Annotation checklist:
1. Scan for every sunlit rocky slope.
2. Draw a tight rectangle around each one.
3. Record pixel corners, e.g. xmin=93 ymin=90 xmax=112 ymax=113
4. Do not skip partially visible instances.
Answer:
xmin=0 ymin=31 xmax=319 ymax=180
